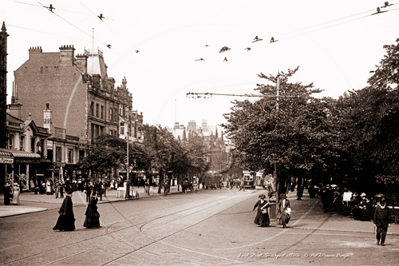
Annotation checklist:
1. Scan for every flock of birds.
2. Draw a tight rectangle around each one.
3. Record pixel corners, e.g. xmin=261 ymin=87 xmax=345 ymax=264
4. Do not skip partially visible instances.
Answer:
xmin=33 ymin=1 xmax=397 ymax=63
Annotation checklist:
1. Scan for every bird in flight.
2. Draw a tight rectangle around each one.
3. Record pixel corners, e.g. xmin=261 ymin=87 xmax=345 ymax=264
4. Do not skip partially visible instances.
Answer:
xmin=205 ymin=44 xmax=209 ymax=47
xmin=270 ymin=37 xmax=278 ymax=43
xmin=97 ymin=13 xmax=113 ymax=21
xmin=196 ymin=58 xmax=205 ymax=61
xmin=37 ymin=2 xmax=55 ymax=13
xmin=252 ymin=36 xmax=262 ymax=43
xmin=371 ymin=7 xmax=388 ymax=15
xmin=381 ymin=1 xmax=393 ymax=8
xmin=135 ymin=50 xmax=140 ymax=53
xmin=223 ymin=57 xmax=228 ymax=62
xmin=244 ymin=47 xmax=251 ymax=51
xmin=219 ymin=46 xmax=231 ymax=53
xmin=106 ymin=44 xmax=111 ymax=49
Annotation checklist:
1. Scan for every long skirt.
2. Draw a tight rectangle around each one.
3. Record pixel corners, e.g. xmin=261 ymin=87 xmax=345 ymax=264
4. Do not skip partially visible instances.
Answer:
xmin=278 ymin=212 xmax=290 ymax=225
xmin=254 ymin=210 xmax=270 ymax=227
xmin=83 ymin=213 xmax=100 ymax=228
xmin=53 ymin=215 xmax=76 ymax=231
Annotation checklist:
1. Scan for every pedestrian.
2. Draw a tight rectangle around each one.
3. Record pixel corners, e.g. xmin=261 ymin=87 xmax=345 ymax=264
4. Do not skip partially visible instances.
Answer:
xmin=297 ymin=184 xmax=304 ymax=200
xmin=54 ymin=180 xmax=59 ymax=199
xmin=253 ymin=194 xmax=270 ymax=227
xmin=59 ymin=180 xmax=64 ymax=198
xmin=4 ymin=182 xmax=12 ymax=205
xmin=53 ymin=190 xmax=75 ymax=231
xmin=229 ymin=177 xmax=234 ymax=189
xmin=83 ymin=193 xmax=100 ymax=229
xmin=145 ymin=176 xmax=152 ymax=196
xmin=238 ymin=179 xmax=245 ymax=191
xmin=277 ymin=194 xmax=291 ymax=228
xmin=11 ymin=183 xmax=20 ymax=205
xmin=84 ymin=181 xmax=91 ymax=203
xmin=373 ymin=197 xmax=392 ymax=246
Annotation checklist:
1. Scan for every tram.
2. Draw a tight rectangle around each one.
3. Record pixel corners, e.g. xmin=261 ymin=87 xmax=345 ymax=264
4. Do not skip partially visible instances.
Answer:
xmin=204 ymin=171 xmax=222 ymax=189
xmin=242 ymin=170 xmax=255 ymax=189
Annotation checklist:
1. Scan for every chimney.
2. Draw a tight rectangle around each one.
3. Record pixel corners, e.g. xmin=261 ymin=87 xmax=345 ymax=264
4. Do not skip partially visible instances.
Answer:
xmin=75 ymin=53 xmax=87 ymax=73
xmin=59 ymin=45 xmax=75 ymax=66
xmin=43 ymin=103 xmax=53 ymax=133
xmin=28 ymin=46 xmax=43 ymax=58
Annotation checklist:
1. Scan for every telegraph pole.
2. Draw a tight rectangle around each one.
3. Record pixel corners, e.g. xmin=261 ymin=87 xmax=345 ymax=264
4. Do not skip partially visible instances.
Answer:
xmin=274 ymin=76 xmax=279 ymax=217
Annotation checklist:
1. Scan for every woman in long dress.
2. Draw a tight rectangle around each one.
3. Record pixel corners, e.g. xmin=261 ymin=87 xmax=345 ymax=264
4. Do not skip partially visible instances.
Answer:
xmin=277 ymin=194 xmax=291 ymax=228
xmin=83 ymin=194 xmax=100 ymax=228
xmin=11 ymin=183 xmax=20 ymax=205
xmin=53 ymin=190 xmax=75 ymax=231
xmin=253 ymin=194 xmax=270 ymax=227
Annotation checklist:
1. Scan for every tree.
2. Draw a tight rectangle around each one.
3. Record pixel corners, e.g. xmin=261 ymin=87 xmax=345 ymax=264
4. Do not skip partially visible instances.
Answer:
xmin=222 ymin=67 xmax=341 ymax=193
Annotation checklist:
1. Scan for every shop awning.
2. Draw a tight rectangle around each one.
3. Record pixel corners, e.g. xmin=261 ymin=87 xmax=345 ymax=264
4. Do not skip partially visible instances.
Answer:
xmin=9 ymin=150 xmax=41 ymax=158
xmin=0 ymin=148 xmax=14 ymax=164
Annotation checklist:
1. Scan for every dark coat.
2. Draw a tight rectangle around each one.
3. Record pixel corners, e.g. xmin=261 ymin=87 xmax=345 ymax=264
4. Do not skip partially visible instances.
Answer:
xmin=373 ymin=204 xmax=391 ymax=228
xmin=253 ymin=200 xmax=270 ymax=227
xmin=84 ymin=197 xmax=100 ymax=228
xmin=53 ymin=195 xmax=75 ymax=231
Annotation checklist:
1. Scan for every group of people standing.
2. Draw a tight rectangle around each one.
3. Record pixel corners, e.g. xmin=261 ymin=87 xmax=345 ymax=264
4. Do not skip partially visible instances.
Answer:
xmin=253 ymin=193 xmax=291 ymax=228
xmin=53 ymin=190 xmax=101 ymax=231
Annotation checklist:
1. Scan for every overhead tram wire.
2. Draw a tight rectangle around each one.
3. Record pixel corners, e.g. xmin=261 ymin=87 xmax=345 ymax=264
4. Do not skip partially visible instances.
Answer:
xmin=33 ymin=2 xmax=111 ymax=49
xmin=79 ymin=1 xmax=117 ymax=33
xmin=13 ymin=0 xmax=90 ymax=15
xmin=276 ymin=7 xmax=399 ymax=43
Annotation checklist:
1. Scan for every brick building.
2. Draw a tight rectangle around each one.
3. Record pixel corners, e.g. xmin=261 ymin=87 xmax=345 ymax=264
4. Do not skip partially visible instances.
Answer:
xmin=14 ymin=45 xmax=132 ymax=142
xmin=13 ymin=45 xmax=134 ymax=182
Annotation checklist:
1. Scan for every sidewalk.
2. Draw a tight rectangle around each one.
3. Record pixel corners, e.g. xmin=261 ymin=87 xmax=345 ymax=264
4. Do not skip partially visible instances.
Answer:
xmin=0 ymin=185 xmax=183 ymax=218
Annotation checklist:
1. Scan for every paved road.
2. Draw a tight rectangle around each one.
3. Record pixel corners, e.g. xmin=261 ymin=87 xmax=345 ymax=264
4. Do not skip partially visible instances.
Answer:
xmin=1 ymin=188 xmax=398 ymax=265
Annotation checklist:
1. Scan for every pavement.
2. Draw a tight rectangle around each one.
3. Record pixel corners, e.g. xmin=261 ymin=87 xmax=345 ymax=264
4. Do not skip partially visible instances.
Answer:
xmin=1 ymin=186 xmax=399 ymax=236
xmin=0 ymin=185 xmax=184 ymax=217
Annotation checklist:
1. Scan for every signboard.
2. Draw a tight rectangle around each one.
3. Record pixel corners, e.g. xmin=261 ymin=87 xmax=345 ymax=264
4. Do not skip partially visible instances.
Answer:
xmin=0 ymin=157 xmax=13 ymax=164
xmin=343 ymin=192 xmax=352 ymax=202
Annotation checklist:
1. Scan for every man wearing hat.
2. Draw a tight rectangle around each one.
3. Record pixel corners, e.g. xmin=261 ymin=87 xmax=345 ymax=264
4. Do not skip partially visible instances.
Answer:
xmin=53 ymin=190 xmax=75 ymax=231
xmin=373 ymin=197 xmax=392 ymax=246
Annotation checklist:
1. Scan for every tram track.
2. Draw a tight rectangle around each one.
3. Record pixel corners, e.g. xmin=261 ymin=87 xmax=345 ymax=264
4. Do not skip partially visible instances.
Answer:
xmin=3 ymin=191 xmax=254 ymax=265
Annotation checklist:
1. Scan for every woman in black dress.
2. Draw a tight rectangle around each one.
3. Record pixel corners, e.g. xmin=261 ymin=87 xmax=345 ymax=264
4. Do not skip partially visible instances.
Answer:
xmin=53 ymin=190 xmax=75 ymax=231
xmin=83 ymin=193 xmax=100 ymax=228
xmin=253 ymin=194 xmax=270 ymax=227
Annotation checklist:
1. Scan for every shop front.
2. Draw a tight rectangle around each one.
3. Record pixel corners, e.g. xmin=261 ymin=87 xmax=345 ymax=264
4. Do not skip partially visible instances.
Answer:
xmin=0 ymin=149 xmax=14 ymax=193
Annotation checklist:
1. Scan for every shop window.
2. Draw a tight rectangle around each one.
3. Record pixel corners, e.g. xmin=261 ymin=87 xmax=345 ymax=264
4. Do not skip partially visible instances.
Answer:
xmin=56 ymin=147 xmax=62 ymax=162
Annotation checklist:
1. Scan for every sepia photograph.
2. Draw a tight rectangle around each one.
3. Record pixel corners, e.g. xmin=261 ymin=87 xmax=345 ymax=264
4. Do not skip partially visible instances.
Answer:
xmin=1 ymin=0 xmax=399 ymax=265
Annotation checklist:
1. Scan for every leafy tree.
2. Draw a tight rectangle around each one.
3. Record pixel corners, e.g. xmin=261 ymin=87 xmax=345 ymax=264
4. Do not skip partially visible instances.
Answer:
xmin=223 ymin=67 xmax=341 ymax=194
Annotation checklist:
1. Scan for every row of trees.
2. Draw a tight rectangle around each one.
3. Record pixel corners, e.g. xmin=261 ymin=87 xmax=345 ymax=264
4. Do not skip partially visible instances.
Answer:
xmin=80 ymin=124 xmax=212 ymax=193
xmin=222 ymin=39 xmax=399 ymax=199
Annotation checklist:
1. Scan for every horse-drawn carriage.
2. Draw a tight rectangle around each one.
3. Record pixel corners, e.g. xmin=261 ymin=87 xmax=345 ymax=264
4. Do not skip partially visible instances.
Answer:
xmin=182 ymin=179 xmax=194 ymax=193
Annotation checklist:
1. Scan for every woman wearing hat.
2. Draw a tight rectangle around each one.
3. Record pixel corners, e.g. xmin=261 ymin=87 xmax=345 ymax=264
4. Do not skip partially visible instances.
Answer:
xmin=253 ymin=194 xmax=270 ymax=227
xmin=84 ymin=193 xmax=100 ymax=229
xmin=53 ymin=190 xmax=75 ymax=231
xmin=277 ymin=194 xmax=291 ymax=228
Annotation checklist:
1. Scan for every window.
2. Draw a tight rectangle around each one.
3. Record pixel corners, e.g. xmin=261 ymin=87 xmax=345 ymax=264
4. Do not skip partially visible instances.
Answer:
xmin=101 ymin=105 xmax=104 ymax=119
xmin=91 ymin=102 xmax=94 ymax=116
xmin=96 ymin=103 xmax=99 ymax=117
xmin=79 ymin=150 xmax=85 ymax=162
xmin=68 ymin=149 xmax=74 ymax=163
xmin=8 ymin=135 xmax=13 ymax=149
xmin=47 ymin=149 xmax=53 ymax=162
xmin=109 ymin=108 xmax=113 ymax=121
xmin=115 ymin=109 xmax=117 ymax=121
xmin=56 ymin=147 xmax=62 ymax=162
xmin=20 ymin=136 xmax=25 ymax=151
xmin=120 ymin=122 xmax=124 ymax=135
xmin=31 ymin=137 xmax=35 ymax=153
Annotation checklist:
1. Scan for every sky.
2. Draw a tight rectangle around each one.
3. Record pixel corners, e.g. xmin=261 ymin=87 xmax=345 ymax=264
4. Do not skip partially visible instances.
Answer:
xmin=2 ymin=0 xmax=399 ymax=131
